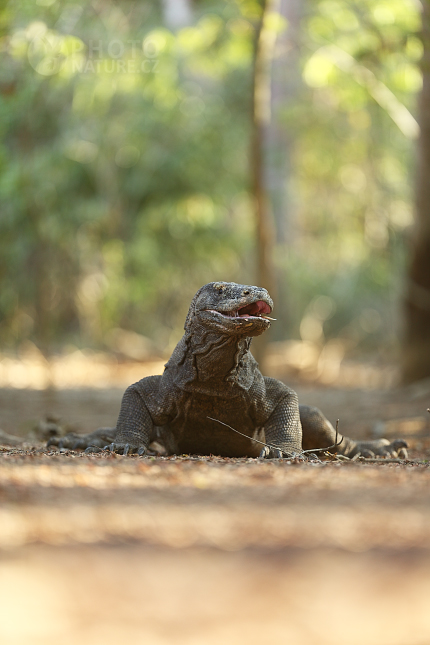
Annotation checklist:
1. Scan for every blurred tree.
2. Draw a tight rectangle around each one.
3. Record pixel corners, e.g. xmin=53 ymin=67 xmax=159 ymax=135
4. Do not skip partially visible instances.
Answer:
xmin=402 ymin=0 xmax=430 ymax=383
xmin=265 ymin=0 xmax=302 ymax=336
xmin=277 ymin=0 xmax=421 ymax=361
xmin=252 ymin=0 xmax=277 ymax=301
xmin=162 ymin=0 xmax=193 ymax=29
xmin=251 ymin=0 xmax=277 ymax=364
xmin=0 ymin=0 xmax=255 ymax=352
xmin=267 ymin=0 xmax=302 ymax=243
xmin=0 ymin=0 xmax=423 ymax=369
xmin=251 ymin=0 xmax=301 ymax=364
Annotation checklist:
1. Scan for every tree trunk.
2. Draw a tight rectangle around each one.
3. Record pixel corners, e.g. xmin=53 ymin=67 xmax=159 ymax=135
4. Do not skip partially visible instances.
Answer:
xmin=265 ymin=0 xmax=302 ymax=337
xmin=402 ymin=1 xmax=430 ymax=383
xmin=251 ymin=0 xmax=279 ymax=365
xmin=161 ymin=0 xmax=192 ymax=30
xmin=266 ymin=0 xmax=302 ymax=245
xmin=252 ymin=0 xmax=278 ymax=300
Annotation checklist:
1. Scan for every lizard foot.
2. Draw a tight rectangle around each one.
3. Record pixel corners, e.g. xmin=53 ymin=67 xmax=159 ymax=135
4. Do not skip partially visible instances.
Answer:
xmin=350 ymin=438 xmax=408 ymax=459
xmin=47 ymin=427 xmax=116 ymax=451
xmin=104 ymin=443 xmax=147 ymax=456
xmin=259 ymin=446 xmax=283 ymax=459
xmin=259 ymin=447 xmax=304 ymax=459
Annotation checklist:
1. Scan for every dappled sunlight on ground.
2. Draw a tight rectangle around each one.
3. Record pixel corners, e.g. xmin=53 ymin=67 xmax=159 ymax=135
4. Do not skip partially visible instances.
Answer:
xmin=0 ymin=347 xmax=165 ymax=390
xmin=0 ymin=341 xmax=399 ymax=390
xmin=266 ymin=340 xmax=398 ymax=389
xmin=1 ymin=453 xmax=430 ymax=550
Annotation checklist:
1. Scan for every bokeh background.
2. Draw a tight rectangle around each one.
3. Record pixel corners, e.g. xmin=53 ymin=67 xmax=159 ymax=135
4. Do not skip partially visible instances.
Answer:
xmin=0 ymin=0 xmax=426 ymax=387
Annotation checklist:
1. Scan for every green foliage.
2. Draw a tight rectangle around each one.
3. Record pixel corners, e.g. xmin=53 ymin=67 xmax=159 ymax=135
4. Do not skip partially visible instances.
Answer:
xmin=0 ymin=0 xmax=256 ymax=350
xmin=0 ymin=0 xmax=422 ymax=359
xmin=275 ymin=0 xmax=420 ymax=355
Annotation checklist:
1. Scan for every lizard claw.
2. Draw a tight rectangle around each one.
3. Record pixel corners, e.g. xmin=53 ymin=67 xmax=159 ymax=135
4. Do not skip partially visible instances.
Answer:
xmin=351 ymin=438 xmax=408 ymax=459
xmin=102 ymin=442 xmax=145 ymax=455
xmin=360 ymin=449 xmax=375 ymax=458
xmin=390 ymin=439 xmax=408 ymax=459
xmin=259 ymin=446 xmax=283 ymax=459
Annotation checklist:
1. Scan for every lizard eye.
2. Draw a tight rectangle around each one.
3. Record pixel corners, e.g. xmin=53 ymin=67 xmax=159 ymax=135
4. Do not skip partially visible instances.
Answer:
xmin=214 ymin=284 xmax=225 ymax=293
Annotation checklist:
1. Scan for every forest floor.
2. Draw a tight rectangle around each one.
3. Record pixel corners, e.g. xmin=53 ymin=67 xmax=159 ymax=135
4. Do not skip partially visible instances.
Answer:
xmin=1 ymin=355 xmax=430 ymax=645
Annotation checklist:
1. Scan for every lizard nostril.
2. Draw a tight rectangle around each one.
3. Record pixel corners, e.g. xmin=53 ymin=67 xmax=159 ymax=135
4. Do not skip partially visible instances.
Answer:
xmin=243 ymin=290 xmax=250 ymax=295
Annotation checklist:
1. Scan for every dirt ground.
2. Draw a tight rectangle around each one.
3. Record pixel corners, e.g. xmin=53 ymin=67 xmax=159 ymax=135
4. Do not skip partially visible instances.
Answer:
xmin=1 ymin=362 xmax=430 ymax=645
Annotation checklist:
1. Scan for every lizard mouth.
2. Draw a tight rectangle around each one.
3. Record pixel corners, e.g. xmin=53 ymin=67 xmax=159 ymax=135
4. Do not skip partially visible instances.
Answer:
xmin=207 ymin=300 xmax=274 ymax=320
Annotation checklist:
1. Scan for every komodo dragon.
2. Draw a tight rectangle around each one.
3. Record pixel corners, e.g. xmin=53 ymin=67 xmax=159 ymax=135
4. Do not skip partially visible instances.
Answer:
xmin=48 ymin=282 xmax=407 ymax=459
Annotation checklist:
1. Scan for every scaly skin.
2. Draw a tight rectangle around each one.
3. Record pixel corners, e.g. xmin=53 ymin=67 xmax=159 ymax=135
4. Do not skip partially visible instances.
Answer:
xmin=49 ymin=282 xmax=408 ymax=459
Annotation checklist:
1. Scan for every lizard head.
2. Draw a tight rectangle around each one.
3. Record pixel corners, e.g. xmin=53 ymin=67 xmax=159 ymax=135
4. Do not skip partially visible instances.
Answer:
xmin=185 ymin=282 xmax=274 ymax=337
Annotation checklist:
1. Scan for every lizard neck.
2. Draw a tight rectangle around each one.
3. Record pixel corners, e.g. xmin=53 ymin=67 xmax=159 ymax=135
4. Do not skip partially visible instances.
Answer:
xmin=165 ymin=323 xmax=257 ymax=392
xmin=189 ymin=323 xmax=253 ymax=384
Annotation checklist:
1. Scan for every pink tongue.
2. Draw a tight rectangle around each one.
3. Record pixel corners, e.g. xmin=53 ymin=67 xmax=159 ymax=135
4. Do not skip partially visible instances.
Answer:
xmin=238 ymin=300 xmax=271 ymax=316
xmin=256 ymin=300 xmax=271 ymax=314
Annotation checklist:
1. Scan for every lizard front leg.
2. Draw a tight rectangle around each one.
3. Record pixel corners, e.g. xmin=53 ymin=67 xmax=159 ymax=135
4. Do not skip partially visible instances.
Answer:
xmin=259 ymin=389 xmax=303 ymax=459
xmin=47 ymin=376 xmax=166 ymax=455
xmin=107 ymin=381 xmax=158 ymax=455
